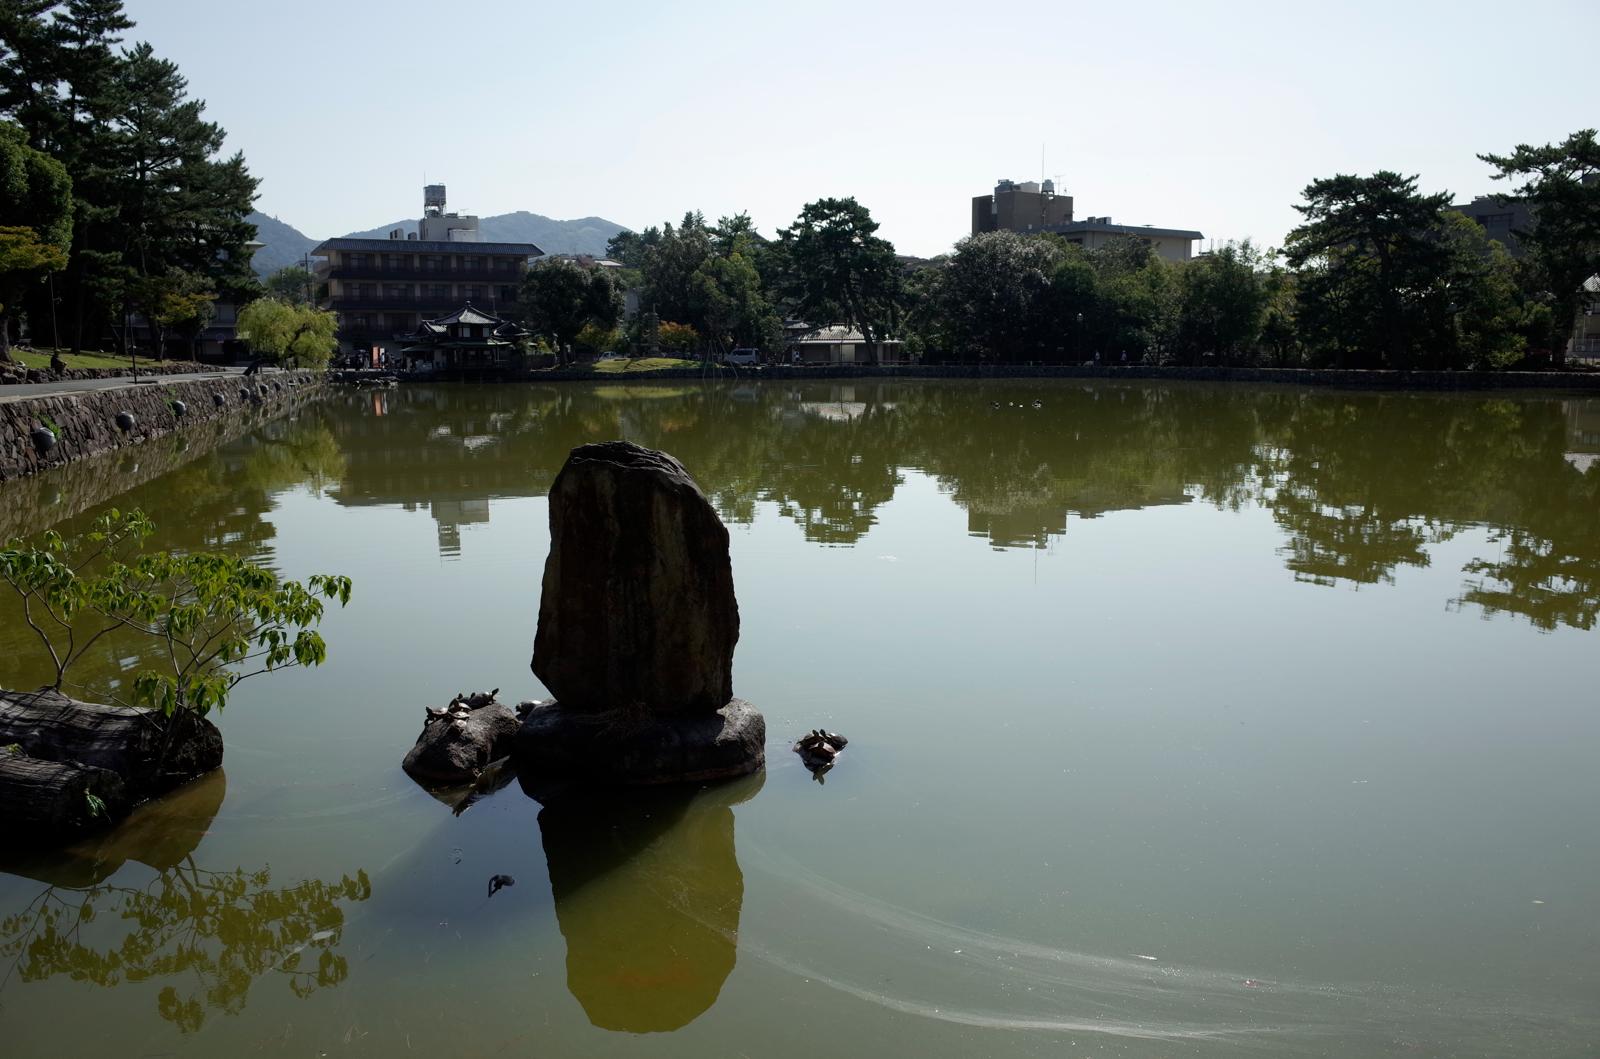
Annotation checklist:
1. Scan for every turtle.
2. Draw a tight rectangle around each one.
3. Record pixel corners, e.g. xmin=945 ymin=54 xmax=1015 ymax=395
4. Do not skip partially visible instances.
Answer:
xmin=793 ymin=728 xmax=848 ymax=770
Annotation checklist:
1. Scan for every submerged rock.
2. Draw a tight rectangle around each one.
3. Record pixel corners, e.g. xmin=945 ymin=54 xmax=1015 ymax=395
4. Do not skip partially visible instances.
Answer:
xmin=402 ymin=691 xmax=520 ymax=785
xmin=517 ymin=698 xmax=765 ymax=786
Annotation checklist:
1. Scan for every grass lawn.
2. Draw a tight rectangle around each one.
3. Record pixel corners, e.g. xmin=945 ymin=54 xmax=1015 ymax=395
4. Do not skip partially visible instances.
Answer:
xmin=589 ymin=357 xmax=700 ymax=374
xmin=12 ymin=349 xmax=196 ymax=372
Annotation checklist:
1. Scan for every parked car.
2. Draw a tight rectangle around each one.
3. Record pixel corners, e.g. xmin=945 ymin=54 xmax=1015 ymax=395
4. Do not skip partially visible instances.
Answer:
xmin=723 ymin=348 xmax=760 ymax=366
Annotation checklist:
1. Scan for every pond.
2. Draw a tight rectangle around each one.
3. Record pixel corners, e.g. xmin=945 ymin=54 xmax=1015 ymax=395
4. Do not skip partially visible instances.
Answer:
xmin=1 ymin=380 xmax=1597 ymax=1056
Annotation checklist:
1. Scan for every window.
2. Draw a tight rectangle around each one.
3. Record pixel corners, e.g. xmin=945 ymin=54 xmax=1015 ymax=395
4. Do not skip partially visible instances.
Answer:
xmin=348 ymin=253 xmax=370 ymax=269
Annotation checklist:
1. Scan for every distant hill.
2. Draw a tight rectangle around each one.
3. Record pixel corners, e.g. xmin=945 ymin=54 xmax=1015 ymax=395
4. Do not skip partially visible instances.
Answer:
xmin=247 ymin=212 xmax=320 ymax=276
xmin=247 ymin=209 xmax=629 ymax=278
xmin=343 ymin=212 xmax=629 ymax=258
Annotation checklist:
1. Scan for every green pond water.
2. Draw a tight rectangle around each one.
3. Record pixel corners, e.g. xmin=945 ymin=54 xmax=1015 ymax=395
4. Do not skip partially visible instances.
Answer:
xmin=1 ymin=380 xmax=1597 ymax=1057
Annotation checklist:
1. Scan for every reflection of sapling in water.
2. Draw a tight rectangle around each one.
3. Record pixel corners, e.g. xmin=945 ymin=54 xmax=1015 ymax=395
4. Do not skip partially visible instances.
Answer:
xmin=0 ymin=862 xmax=372 ymax=1032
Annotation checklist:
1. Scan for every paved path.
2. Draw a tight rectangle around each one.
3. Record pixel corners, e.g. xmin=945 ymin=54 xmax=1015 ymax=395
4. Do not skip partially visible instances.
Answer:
xmin=0 ymin=366 xmax=254 ymax=403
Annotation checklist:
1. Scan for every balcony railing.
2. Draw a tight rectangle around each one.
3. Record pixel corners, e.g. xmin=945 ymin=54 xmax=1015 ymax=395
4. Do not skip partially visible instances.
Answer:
xmin=327 ymin=264 xmax=524 ymax=282
xmin=327 ymin=294 xmax=520 ymax=314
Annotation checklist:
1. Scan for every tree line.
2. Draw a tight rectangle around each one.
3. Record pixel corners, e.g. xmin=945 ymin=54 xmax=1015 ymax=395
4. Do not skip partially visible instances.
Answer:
xmin=531 ymin=132 xmax=1597 ymax=371
xmin=514 ymin=197 xmax=900 ymax=362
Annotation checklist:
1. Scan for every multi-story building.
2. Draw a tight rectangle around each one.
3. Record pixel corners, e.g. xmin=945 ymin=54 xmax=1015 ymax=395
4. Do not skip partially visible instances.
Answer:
xmin=1451 ymin=194 xmax=1535 ymax=258
xmin=313 ymin=185 xmax=544 ymax=357
xmin=971 ymin=178 xmax=1203 ymax=262
xmin=971 ymin=178 xmax=1075 ymax=236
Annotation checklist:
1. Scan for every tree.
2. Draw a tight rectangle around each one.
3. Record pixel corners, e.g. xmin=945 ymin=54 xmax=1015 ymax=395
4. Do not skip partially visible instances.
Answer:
xmin=1479 ymin=129 xmax=1600 ymax=363
xmin=656 ymin=320 xmax=699 ymax=353
xmin=1171 ymin=241 xmax=1270 ymax=365
xmin=0 ymin=4 xmax=260 ymax=353
xmin=0 ymin=508 xmax=351 ymax=719
xmin=0 ymin=121 xmax=72 ymax=360
xmin=264 ymin=263 xmax=315 ymax=306
xmin=638 ymin=212 xmax=713 ymax=327
xmin=690 ymin=251 xmax=779 ymax=354
xmin=518 ymin=259 xmax=622 ymax=362
xmin=1284 ymin=172 xmax=1457 ymax=368
xmin=1089 ymin=237 xmax=1179 ymax=363
xmin=130 ymin=267 xmax=211 ymax=359
xmin=776 ymin=197 xmax=899 ymax=347
xmin=938 ymin=231 xmax=1064 ymax=362
xmin=235 ymin=297 xmax=336 ymax=369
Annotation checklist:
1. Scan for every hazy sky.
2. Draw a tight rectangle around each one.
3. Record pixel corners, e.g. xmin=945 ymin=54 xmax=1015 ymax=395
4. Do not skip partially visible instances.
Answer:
xmin=125 ymin=0 xmax=1595 ymax=258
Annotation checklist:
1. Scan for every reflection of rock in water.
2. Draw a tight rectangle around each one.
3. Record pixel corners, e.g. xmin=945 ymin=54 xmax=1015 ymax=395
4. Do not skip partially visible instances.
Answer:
xmin=0 ymin=768 xmax=226 ymax=887
xmin=538 ymin=772 xmax=762 ymax=1033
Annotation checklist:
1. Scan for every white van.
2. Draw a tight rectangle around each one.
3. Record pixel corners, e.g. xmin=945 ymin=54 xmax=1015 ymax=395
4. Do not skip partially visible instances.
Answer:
xmin=724 ymin=348 xmax=761 ymax=366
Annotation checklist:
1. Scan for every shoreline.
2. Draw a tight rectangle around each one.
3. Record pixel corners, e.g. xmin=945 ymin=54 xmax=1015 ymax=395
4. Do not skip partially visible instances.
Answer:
xmin=0 ymin=371 xmax=322 ymax=489
xmin=417 ymin=362 xmax=1600 ymax=393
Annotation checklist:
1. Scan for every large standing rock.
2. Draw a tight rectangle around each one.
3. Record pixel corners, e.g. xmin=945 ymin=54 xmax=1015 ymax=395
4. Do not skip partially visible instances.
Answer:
xmin=518 ymin=442 xmax=764 ymax=784
xmin=533 ymin=441 xmax=739 ymax=714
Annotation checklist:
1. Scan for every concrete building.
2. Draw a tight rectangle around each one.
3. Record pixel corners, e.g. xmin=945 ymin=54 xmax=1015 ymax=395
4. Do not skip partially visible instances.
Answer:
xmin=972 ymin=179 xmax=1074 ymax=236
xmin=1451 ymin=194 xmax=1535 ymax=258
xmin=1046 ymin=217 xmax=1204 ymax=262
xmin=313 ymin=185 xmax=543 ymax=357
xmin=971 ymin=179 xmax=1203 ymax=261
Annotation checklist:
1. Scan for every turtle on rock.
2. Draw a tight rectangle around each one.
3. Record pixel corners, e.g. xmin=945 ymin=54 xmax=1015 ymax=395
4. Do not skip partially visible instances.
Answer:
xmin=793 ymin=729 xmax=848 ymax=781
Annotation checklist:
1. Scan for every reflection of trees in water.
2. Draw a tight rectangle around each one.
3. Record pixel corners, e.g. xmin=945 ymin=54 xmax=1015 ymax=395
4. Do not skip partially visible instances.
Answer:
xmin=0 ymin=411 xmax=349 ymax=700
xmin=12 ymin=381 xmax=1594 ymax=638
xmin=0 ymin=770 xmax=371 ymax=1033
xmin=1260 ymin=394 xmax=1600 ymax=627
xmin=318 ymin=383 xmax=1598 ymax=630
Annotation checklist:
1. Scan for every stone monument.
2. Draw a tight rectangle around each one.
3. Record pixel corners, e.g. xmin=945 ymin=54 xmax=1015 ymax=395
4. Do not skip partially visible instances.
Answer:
xmin=514 ymin=441 xmax=765 ymax=784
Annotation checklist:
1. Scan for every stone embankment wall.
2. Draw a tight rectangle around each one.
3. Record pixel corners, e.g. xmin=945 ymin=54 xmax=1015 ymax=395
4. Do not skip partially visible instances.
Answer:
xmin=529 ymin=363 xmax=1600 ymax=392
xmin=0 ymin=360 xmax=213 ymax=386
xmin=0 ymin=372 xmax=321 ymax=484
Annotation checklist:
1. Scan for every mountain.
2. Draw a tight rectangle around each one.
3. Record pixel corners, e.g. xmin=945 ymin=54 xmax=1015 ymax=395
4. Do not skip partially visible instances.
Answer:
xmin=341 ymin=211 xmax=628 ymax=258
xmin=246 ymin=209 xmax=631 ymax=277
xmin=247 ymin=212 xmax=320 ymax=276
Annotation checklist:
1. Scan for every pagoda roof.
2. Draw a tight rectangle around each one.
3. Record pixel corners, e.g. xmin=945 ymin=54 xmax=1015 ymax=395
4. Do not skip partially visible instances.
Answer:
xmin=425 ymin=303 xmax=507 ymax=327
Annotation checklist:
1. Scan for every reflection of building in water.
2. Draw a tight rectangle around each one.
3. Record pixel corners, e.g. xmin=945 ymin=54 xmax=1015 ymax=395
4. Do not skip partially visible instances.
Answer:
xmin=1565 ymin=401 xmax=1600 ymax=472
xmin=325 ymin=388 xmax=555 ymax=558
xmin=427 ymin=497 xmax=491 ymax=557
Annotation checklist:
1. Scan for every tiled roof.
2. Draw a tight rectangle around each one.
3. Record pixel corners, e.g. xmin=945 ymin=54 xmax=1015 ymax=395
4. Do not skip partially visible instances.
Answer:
xmin=310 ymin=237 xmax=545 ymax=256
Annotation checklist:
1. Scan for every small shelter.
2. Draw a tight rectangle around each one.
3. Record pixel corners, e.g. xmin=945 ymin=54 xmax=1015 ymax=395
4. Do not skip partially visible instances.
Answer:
xmin=784 ymin=323 xmax=905 ymax=365
xmin=401 ymin=303 xmax=529 ymax=375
